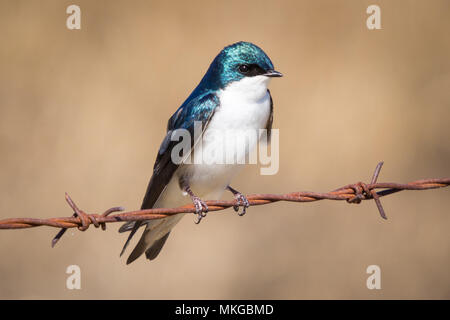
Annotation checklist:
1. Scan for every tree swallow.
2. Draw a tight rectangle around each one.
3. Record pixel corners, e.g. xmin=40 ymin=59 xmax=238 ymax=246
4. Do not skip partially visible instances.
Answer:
xmin=119 ymin=41 xmax=282 ymax=264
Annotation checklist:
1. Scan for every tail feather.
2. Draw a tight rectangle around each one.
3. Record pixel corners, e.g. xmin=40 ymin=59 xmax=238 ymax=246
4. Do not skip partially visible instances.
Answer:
xmin=123 ymin=214 xmax=185 ymax=264
xmin=120 ymin=220 xmax=143 ymax=257
xmin=145 ymin=232 xmax=171 ymax=260
xmin=126 ymin=227 xmax=150 ymax=264
xmin=118 ymin=221 xmax=137 ymax=233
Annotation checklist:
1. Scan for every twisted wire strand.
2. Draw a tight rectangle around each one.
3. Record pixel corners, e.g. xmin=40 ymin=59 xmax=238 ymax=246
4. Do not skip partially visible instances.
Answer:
xmin=0 ymin=162 xmax=448 ymax=248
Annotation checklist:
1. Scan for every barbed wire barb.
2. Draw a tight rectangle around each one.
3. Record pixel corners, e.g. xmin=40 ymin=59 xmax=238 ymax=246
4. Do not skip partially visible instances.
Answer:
xmin=0 ymin=162 xmax=448 ymax=248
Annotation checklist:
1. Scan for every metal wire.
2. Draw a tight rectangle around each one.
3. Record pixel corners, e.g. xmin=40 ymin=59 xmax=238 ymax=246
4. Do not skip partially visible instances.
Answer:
xmin=0 ymin=162 xmax=448 ymax=248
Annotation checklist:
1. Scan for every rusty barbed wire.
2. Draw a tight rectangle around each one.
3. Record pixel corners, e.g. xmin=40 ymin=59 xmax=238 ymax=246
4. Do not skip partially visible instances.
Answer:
xmin=0 ymin=162 xmax=448 ymax=248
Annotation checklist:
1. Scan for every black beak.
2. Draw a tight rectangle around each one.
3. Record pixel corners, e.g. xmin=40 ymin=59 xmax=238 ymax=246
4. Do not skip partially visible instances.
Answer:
xmin=264 ymin=70 xmax=283 ymax=77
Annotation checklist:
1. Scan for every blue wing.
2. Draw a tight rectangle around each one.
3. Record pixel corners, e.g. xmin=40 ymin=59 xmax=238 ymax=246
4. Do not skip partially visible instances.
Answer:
xmin=119 ymin=91 xmax=219 ymax=255
xmin=141 ymin=91 xmax=219 ymax=209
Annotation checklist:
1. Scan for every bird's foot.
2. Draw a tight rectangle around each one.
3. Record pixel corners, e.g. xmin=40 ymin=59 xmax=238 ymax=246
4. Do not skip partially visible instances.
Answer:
xmin=184 ymin=185 xmax=209 ymax=224
xmin=227 ymin=186 xmax=250 ymax=216
xmin=192 ymin=196 xmax=209 ymax=224
xmin=233 ymin=193 xmax=249 ymax=216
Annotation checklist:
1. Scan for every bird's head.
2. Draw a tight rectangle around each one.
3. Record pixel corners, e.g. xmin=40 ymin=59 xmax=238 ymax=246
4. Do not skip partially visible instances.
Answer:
xmin=201 ymin=41 xmax=282 ymax=91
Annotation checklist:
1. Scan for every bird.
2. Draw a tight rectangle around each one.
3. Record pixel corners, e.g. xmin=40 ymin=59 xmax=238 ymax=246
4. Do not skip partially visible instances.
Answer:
xmin=119 ymin=41 xmax=282 ymax=264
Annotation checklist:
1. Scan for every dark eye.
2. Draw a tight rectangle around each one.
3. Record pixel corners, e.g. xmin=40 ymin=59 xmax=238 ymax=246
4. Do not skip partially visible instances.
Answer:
xmin=238 ymin=64 xmax=250 ymax=74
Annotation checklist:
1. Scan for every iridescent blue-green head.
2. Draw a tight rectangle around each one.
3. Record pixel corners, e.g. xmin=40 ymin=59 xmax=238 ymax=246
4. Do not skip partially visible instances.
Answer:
xmin=199 ymin=41 xmax=282 ymax=91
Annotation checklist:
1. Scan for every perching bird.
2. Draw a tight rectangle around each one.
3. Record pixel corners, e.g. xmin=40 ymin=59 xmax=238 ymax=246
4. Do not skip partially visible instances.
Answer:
xmin=119 ymin=41 xmax=282 ymax=264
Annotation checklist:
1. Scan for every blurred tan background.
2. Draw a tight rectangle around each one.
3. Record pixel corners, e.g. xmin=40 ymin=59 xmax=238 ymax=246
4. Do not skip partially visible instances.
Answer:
xmin=0 ymin=0 xmax=449 ymax=299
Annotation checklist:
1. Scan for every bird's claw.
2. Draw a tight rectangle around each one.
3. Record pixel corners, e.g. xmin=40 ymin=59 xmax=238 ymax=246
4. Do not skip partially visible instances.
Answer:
xmin=233 ymin=193 xmax=250 ymax=216
xmin=192 ymin=196 xmax=208 ymax=224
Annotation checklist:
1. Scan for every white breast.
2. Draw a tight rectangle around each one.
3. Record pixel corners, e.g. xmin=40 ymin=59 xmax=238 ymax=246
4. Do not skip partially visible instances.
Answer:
xmin=212 ymin=75 xmax=272 ymax=134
